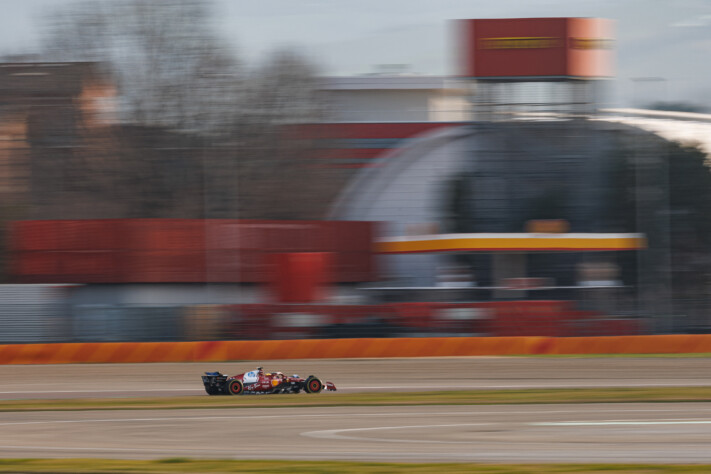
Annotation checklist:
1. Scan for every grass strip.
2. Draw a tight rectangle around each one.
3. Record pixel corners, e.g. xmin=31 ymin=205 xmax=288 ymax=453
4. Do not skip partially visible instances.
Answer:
xmin=1 ymin=459 xmax=711 ymax=473
xmin=1 ymin=387 xmax=711 ymax=412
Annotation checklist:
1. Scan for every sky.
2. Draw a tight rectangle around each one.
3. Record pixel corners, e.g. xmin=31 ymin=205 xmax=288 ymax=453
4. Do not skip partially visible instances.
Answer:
xmin=0 ymin=0 xmax=710 ymax=108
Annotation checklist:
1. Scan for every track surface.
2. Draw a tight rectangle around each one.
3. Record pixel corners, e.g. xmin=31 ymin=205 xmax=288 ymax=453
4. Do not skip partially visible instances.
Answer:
xmin=2 ymin=357 xmax=710 ymax=399
xmin=2 ymin=357 xmax=710 ymax=463
xmin=1 ymin=403 xmax=711 ymax=462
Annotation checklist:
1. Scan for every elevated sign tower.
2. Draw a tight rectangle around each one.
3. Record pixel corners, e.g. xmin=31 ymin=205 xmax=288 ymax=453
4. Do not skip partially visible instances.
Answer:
xmin=457 ymin=18 xmax=615 ymax=120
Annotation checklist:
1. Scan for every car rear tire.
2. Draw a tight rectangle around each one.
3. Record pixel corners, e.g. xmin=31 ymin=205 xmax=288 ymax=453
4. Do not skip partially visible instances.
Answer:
xmin=227 ymin=379 xmax=244 ymax=395
xmin=205 ymin=386 xmax=219 ymax=395
xmin=304 ymin=376 xmax=322 ymax=394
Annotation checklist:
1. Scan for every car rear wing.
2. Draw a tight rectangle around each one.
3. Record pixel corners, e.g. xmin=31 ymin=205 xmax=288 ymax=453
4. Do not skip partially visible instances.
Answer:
xmin=202 ymin=371 xmax=228 ymax=385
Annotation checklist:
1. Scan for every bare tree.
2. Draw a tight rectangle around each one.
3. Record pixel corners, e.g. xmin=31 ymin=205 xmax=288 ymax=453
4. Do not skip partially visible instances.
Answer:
xmin=229 ymin=48 xmax=336 ymax=219
xmin=33 ymin=1 xmax=336 ymax=221
xmin=242 ymin=49 xmax=325 ymax=126
xmin=42 ymin=0 xmax=242 ymax=135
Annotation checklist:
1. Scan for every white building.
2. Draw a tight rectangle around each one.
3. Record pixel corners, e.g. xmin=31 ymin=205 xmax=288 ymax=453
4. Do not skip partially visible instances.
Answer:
xmin=320 ymin=75 xmax=471 ymax=122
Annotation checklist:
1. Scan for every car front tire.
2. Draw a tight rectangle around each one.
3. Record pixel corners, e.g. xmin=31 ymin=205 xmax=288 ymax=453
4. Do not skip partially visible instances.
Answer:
xmin=304 ymin=376 xmax=323 ymax=394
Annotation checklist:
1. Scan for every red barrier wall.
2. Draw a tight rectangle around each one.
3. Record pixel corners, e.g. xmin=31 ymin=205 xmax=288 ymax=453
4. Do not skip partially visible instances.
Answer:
xmin=10 ymin=219 xmax=375 ymax=284
xmin=269 ymin=252 xmax=332 ymax=303
xmin=2 ymin=335 xmax=711 ymax=365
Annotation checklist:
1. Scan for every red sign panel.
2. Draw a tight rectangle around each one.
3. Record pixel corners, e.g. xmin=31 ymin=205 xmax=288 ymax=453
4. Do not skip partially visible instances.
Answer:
xmin=458 ymin=18 xmax=614 ymax=79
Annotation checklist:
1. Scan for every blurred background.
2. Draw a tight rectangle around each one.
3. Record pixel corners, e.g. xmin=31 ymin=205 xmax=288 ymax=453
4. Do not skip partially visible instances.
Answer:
xmin=0 ymin=0 xmax=710 ymax=343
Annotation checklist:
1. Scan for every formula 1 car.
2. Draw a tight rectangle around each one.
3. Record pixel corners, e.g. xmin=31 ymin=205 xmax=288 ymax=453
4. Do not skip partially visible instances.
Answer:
xmin=201 ymin=367 xmax=337 ymax=395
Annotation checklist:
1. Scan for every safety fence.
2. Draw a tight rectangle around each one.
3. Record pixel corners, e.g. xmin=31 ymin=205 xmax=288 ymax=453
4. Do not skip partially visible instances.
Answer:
xmin=221 ymin=301 xmax=646 ymax=340
xmin=0 ymin=300 xmax=651 ymax=344
xmin=2 ymin=334 xmax=711 ymax=365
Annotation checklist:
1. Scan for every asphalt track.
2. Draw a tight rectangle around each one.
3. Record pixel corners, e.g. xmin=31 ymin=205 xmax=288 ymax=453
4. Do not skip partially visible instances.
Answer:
xmin=1 ymin=357 xmax=711 ymax=399
xmin=1 ymin=357 xmax=711 ymax=463
xmin=1 ymin=403 xmax=711 ymax=462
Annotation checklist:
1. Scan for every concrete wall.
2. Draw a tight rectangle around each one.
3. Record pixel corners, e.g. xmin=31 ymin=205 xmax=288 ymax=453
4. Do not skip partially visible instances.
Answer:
xmin=69 ymin=284 xmax=264 ymax=306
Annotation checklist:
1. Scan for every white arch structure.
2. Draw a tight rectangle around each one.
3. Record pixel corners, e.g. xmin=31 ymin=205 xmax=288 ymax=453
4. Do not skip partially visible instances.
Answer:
xmin=597 ymin=108 xmax=711 ymax=155
xmin=328 ymin=109 xmax=711 ymax=284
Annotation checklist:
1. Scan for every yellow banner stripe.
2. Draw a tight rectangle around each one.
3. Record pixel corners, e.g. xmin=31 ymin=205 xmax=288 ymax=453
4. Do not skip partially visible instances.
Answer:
xmin=376 ymin=236 xmax=647 ymax=253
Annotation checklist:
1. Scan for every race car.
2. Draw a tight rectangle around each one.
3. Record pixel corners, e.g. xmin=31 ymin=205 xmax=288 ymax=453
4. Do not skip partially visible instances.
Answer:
xmin=201 ymin=366 xmax=337 ymax=395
